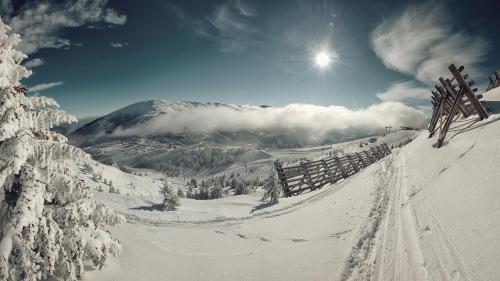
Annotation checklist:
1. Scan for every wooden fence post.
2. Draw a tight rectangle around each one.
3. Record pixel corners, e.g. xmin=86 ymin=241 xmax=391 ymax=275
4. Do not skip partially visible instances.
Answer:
xmin=334 ymin=157 xmax=348 ymax=178
xmin=347 ymin=154 xmax=359 ymax=172
xmin=321 ymin=159 xmax=335 ymax=184
xmin=356 ymin=152 xmax=366 ymax=168
xmin=376 ymin=145 xmax=386 ymax=157
xmin=301 ymin=163 xmax=315 ymax=191
xmin=439 ymin=77 xmax=470 ymax=118
xmin=449 ymin=64 xmax=488 ymax=120
xmin=384 ymin=143 xmax=392 ymax=154
xmin=364 ymin=150 xmax=374 ymax=164
xmin=370 ymin=147 xmax=381 ymax=160
xmin=274 ymin=161 xmax=290 ymax=197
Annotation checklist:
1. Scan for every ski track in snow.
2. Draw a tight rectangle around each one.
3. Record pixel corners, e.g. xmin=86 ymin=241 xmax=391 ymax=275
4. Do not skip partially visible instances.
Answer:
xmin=339 ymin=148 xmax=473 ymax=281
xmin=123 ymin=176 xmax=352 ymax=228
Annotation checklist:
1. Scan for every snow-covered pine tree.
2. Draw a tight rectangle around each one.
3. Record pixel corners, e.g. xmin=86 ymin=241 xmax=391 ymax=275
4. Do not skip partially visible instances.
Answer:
xmin=177 ymin=187 xmax=185 ymax=198
xmin=160 ymin=181 xmax=180 ymax=210
xmin=210 ymin=185 xmax=223 ymax=199
xmin=186 ymin=185 xmax=194 ymax=198
xmin=262 ymin=172 xmax=282 ymax=204
xmin=0 ymin=19 xmax=123 ymax=281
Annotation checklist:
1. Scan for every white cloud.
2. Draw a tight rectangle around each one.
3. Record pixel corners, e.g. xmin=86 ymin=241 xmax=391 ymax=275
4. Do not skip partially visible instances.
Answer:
xmin=376 ymin=81 xmax=430 ymax=102
xmin=371 ymin=2 xmax=488 ymax=85
xmin=167 ymin=1 xmax=255 ymax=53
xmin=415 ymin=33 xmax=488 ymax=83
xmin=23 ymin=58 xmax=45 ymax=68
xmin=2 ymin=0 xmax=127 ymax=55
xmin=113 ymin=102 xmax=428 ymax=138
xmin=110 ymin=42 xmax=128 ymax=48
xmin=104 ymin=9 xmax=127 ymax=25
xmin=28 ymin=81 xmax=63 ymax=92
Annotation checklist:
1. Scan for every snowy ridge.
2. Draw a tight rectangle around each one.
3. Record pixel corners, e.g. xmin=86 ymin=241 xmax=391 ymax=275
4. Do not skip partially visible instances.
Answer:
xmin=72 ymin=100 xmax=243 ymax=137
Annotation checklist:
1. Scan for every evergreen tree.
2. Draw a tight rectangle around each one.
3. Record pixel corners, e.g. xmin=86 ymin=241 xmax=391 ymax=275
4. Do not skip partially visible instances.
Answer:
xmin=234 ymin=178 xmax=252 ymax=195
xmin=198 ymin=185 xmax=209 ymax=200
xmin=262 ymin=172 xmax=282 ymax=204
xmin=160 ymin=181 xmax=180 ymax=210
xmin=0 ymin=19 xmax=123 ymax=281
xmin=177 ymin=187 xmax=185 ymax=198
xmin=210 ymin=185 xmax=223 ymax=199
xmin=186 ymin=185 xmax=194 ymax=199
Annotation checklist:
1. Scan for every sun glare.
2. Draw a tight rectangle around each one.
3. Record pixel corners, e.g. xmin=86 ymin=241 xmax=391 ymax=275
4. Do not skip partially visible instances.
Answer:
xmin=315 ymin=52 xmax=331 ymax=69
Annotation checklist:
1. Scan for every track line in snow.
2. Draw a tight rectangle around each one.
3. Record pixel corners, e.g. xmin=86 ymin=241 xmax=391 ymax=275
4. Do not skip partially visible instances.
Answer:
xmin=370 ymin=149 xmax=473 ymax=281
xmin=123 ymin=169 xmax=359 ymax=228
xmin=338 ymin=154 xmax=395 ymax=281
xmin=370 ymin=153 xmax=428 ymax=281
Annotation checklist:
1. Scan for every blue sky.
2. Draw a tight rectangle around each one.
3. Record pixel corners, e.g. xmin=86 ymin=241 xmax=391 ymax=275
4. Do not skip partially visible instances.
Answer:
xmin=2 ymin=0 xmax=500 ymax=117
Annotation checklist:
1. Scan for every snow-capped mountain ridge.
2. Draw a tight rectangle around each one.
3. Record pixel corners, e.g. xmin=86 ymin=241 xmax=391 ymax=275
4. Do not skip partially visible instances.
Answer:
xmin=72 ymin=100 xmax=244 ymax=138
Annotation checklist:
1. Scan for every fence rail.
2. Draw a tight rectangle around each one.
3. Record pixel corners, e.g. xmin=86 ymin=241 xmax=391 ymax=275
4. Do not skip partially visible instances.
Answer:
xmin=274 ymin=144 xmax=391 ymax=197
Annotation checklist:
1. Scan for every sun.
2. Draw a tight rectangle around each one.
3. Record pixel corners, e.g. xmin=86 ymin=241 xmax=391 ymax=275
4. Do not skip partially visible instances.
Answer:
xmin=315 ymin=52 xmax=331 ymax=69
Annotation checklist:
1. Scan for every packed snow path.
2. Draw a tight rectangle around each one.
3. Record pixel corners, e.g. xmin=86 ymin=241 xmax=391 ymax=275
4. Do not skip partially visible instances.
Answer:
xmin=344 ymin=114 xmax=500 ymax=281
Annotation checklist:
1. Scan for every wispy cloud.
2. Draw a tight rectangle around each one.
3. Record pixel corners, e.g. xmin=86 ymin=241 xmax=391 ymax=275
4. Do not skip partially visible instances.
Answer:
xmin=28 ymin=81 xmax=64 ymax=93
xmin=371 ymin=2 xmax=488 ymax=85
xmin=23 ymin=58 xmax=45 ymax=68
xmin=376 ymin=81 xmax=429 ymax=102
xmin=167 ymin=0 xmax=256 ymax=53
xmin=2 ymin=0 xmax=127 ymax=55
xmin=110 ymin=42 xmax=128 ymax=48
xmin=415 ymin=33 xmax=488 ymax=83
xmin=103 ymin=8 xmax=127 ymax=25
xmin=113 ymin=102 xmax=428 ymax=138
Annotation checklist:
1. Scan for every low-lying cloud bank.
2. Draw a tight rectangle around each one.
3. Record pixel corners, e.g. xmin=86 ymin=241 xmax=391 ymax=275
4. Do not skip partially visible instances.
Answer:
xmin=113 ymin=101 xmax=428 ymax=138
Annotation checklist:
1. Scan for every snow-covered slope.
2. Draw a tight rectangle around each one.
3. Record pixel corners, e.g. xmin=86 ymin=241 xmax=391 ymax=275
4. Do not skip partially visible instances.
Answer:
xmin=72 ymin=100 xmax=241 ymax=138
xmin=83 ymin=110 xmax=500 ymax=281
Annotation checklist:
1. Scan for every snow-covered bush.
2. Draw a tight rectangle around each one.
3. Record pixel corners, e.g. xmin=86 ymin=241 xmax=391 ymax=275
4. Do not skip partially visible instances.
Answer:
xmin=0 ymin=19 xmax=123 ymax=281
xmin=160 ymin=181 xmax=180 ymax=210
xmin=109 ymin=185 xmax=120 ymax=194
xmin=262 ymin=172 xmax=282 ymax=204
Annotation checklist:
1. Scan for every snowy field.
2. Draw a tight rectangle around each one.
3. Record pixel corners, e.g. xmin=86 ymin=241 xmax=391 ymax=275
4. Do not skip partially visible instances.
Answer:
xmin=78 ymin=109 xmax=500 ymax=281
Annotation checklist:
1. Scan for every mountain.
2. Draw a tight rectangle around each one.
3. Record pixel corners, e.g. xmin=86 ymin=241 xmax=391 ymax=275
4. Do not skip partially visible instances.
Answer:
xmin=71 ymin=100 xmax=240 ymax=139
xmin=68 ymin=100 xmax=391 ymax=175
xmin=70 ymin=100 xmax=383 ymax=147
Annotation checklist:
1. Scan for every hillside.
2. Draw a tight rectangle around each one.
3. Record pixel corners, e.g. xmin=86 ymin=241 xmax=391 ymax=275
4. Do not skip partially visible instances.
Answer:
xmin=67 ymin=100 xmax=420 ymax=176
xmin=78 ymin=104 xmax=500 ymax=280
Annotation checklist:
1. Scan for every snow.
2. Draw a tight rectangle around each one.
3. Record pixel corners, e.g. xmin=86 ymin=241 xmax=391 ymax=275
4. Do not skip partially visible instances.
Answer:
xmin=87 ymin=159 xmax=389 ymax=281
xmin=82 ymin=112 xmax=500 ymax=281
xmin=378 ymin=114 xmax=500 ymax=281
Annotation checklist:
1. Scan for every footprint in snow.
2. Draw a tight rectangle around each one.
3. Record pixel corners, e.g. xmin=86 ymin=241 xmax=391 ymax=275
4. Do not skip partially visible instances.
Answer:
xmin=259 ymin=237 xmax=271 ymax=242
xmin=237 ymin=234 xmax=248 ymax=239
xmin=292 ymin=238 xmax=308 ymax=242
xmin=329 ymin=229 xmax=352 ymax=238
xmin=214 ymin=230 xmax=225 ymax=235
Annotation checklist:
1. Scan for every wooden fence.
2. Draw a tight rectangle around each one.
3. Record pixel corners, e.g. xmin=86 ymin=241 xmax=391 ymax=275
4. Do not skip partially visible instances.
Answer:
xmin=274 ymin=144 xmax=391 ymax=197
xmin=428 ymin=64 xmax=489 ymax=148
